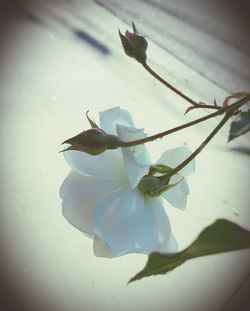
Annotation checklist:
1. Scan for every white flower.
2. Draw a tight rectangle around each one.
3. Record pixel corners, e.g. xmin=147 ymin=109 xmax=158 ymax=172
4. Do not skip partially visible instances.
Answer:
xmin=157 ymin=147 xmax=195 ymax=210
xmin=60 ymin=107 xmax=195 ymax=257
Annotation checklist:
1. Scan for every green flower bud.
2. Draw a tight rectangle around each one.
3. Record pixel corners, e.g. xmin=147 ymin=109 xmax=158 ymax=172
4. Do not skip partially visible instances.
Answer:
xmin=149 ymin=164 xmax=172 ymax=175
xmin=138 ymin=175 xmax=167 ymax=197
xmin=138 ymin=174 xmax=182 ymax=197
xmin=62 ymin=128 xmax=121 ymax=155
xmin=119 ymin=22 xmax=148 ymax=64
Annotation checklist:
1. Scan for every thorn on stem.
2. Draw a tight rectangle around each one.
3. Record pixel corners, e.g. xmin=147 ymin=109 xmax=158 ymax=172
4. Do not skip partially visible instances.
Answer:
xmin=184 ymin=106 xmax=196 ymax=114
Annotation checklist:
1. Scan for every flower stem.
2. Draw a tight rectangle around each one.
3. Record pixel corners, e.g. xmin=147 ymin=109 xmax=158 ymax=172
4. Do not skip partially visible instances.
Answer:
xmin=120 ymin=109 xmax=223 ymax=148
xmin=159 ymin=94 xmax=250 ymax=180
xmin=120 ymin=95 xmax=249 ymax=149
xmin=143 ymin=62 xmax=220 ymax=110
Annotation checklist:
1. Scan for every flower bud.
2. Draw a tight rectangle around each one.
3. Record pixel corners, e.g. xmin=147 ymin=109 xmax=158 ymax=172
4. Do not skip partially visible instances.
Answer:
xmin=62 ymin=128 xmax=121 ymax=155
xmin=149 ymin=164 xmax=172 ymax=175
xmin=119 ymin=22 xmax=148 ymax=64
xmin=138 ymin=175 xmax=167 ymax=197
xmin=138 ymin=173 xmax=182 ymax=197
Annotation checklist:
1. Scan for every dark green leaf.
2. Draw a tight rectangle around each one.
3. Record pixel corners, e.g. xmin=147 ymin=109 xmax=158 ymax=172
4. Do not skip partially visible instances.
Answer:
xmin=228 ymin=109 xmax=250 ymax=142
xmin=129 ymin=219 xmax=250 ymax=283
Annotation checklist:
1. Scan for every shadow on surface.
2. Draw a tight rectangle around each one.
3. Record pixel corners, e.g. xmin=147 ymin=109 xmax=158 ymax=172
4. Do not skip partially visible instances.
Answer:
xmin=73 ymin=29 xmax=110 ymax=55
xmin=229 ymin=146 xmax=250 ymax=157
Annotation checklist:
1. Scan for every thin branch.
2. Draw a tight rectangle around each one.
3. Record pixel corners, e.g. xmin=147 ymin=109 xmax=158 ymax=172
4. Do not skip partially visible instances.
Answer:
xmin=120 ymin=109 xmax=224 ymax=148
xmin=120 ymin=95 xmax=248 ymax=149
xmin=159 ymin=94 xmax=250 ymax=179
xmin=143 ymin=62 xmax=220 ymax=110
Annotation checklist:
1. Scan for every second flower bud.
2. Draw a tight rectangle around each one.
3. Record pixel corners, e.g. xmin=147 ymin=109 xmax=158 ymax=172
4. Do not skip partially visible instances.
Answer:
xmin=62 ymin=128 xmax=121 ymax=155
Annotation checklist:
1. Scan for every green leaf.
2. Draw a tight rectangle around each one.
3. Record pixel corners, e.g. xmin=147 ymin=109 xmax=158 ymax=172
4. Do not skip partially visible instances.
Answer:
xmin=129 ymin=219 xmax=250 ymax=283
xmin=228 ymin=109 xmax=250 ymax=142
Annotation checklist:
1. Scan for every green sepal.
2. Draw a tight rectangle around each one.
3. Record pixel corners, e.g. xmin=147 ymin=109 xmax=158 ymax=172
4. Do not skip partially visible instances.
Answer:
xmin=86 ymin=111 xmax=99 ymax=128
xmin=138 ymin=173 xmax=183 ymax=197
xmin=149 ymin=164 xmax=172 ymax=175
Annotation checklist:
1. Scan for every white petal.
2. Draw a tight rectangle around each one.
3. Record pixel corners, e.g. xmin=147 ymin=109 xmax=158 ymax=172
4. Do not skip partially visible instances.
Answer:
xmin=92 ymin=188 xmax=172 ymax=256
xmin=99 ymin=107 xmax=134 ymax=135
xmin=116 ymin=124 xmax=146 ymax=144
xmin=157 ymin=146 xmax=195 ymax=176
xmin=64 ymin=149 xmax=127 ymax=184
xmin=93 ymin=236 xmax=113 ymax=258
xmin=116 ymin=124 xmax=150 ymax=164
xmin=117 ymin=124 xmax=150 ymax=187
xmin=60 ymin=171 xmax=120 ymax=235
xmin=162 ymin=175 xmax=190 ymax=210
xmin=121 ymin=148 xmax=150 ymax=188
xmin=159 ymin=235 xmax=178 ymax=254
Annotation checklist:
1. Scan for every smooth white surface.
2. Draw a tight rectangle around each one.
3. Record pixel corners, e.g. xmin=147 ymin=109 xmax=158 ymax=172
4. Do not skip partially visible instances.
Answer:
xmin=0 ymin=1 xmax=249 ymax=310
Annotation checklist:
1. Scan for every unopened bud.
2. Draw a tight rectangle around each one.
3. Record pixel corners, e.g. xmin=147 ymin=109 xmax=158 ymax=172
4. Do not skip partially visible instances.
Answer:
xmin=138 ymin=175 xmax=168 ymax=197
xmin=119 ymin=22 xmax=148 ymax=64
xmin=62 ymin=128 xmax=121 ymax=155
xmin=149 ymin=164 xmax=172 ymax=175
xmin=138 ymin=172 xmax=182 ymax=197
